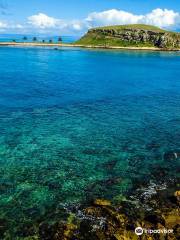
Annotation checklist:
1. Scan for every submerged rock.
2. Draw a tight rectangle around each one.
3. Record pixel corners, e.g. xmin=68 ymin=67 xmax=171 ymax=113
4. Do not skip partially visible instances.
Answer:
xmin=174 ymin=190 xmax=180 ymax=202
xmin=102 ymin=160 xmax=117 ymax=170
xmin=163 ymin=151 xmax=180 ymax=161
xmin=5 ymin=183 xmax=180 ymax=239
xmin=0 ymin=218 xmax=7 ymax=239
xmin=39 ymin=222 xmax=56 ymax=240
xmin=102 ymin=177 xmax=122 ymax=186
xmin=146 ymin=141 xmax=160 ymax=151
xmin=63 ymin=223 xmax=77 ymax=239
xmin=82 ymin=148 xmax=112 ymax=156
xmin=94 ymin=199 xmax=111 ymax=207
xmin=163 ymin=209 xmax=180 ymax=229
xmin=144 ymin=214 xmax=165 ymax=226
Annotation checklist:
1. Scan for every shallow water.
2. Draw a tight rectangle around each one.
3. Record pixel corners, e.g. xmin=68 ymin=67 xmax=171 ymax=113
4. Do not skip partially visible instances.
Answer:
xmin=0 ymin=47 xmax=179 ymax=234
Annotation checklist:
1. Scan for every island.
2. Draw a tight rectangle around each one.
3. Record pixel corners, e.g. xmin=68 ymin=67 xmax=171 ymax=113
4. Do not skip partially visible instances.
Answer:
xmin=75 ymin=24 xmax=180 ymax=50
xmin=0 ymin=24 xmax=180 ymax=51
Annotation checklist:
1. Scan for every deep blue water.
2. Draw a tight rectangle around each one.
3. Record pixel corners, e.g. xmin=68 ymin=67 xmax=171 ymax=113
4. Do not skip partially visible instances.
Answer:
xmin=0 ymin=46 xmax=179 ymax=235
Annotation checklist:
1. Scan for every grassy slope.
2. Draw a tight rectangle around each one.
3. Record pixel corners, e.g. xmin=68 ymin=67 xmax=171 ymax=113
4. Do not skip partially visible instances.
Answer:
xmin=92 ymin=24 xmax=168 ymax=32
xmin=76 ymin=34 xmax=155 ymax=47
xmin=76 ymin=24 xmax=179 ymax=48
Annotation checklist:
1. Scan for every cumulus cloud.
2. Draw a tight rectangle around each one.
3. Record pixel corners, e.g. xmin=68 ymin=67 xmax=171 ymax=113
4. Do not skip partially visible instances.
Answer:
xmin=69 ymin=20 xmax=86 ymax=31
xmin=28 ymin=13 xmax=64 ymax=29
xmin=0 ymin=19 xmax=25 ymax=33
xmin=0 ymin=8 xmax=179 ymax=34
xmin=0 ymin=20 xmax=24 ymax=28
xmin=86 ymin=8 xmax=180 ymax=30
xmin=86 ymin=9 xmax=143 ymax=27
xmin=26 ymin=13 xmax=87 ymax=33
xmin=142 ymin=8 xmax=180 ymax=28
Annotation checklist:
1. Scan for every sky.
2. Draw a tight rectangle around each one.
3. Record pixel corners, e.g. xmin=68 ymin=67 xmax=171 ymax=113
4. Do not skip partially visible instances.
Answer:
xmin=0 ymin=0 xmax=180 ymax=35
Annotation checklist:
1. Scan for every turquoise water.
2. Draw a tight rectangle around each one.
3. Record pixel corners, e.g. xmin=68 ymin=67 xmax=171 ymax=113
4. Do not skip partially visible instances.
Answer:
xmin=0 ymin=47 xmax=180 ymax=236
xmin=0 ymin=35 xmax=78 ymax=43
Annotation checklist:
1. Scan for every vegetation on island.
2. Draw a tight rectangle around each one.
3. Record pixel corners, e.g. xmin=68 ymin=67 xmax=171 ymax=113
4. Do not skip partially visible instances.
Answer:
xmin=9 ymin=36 xmax=63 ymax=44
xmin=76 ymin=24 xmax=180 ymax=49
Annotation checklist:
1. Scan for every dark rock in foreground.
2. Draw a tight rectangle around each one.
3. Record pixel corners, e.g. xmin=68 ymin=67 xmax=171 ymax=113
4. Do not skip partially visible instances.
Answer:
xmin=7 ymin=185 xmax=178 ymax=240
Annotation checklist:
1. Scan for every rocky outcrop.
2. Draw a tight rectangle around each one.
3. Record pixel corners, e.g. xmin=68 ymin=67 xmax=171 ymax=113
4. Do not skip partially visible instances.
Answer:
xmin=77 ymin=25 xmax=180 ymax=49
xmin=35 ymin=187 xmax=179 ymax=240
xmin=1 ymin=184 xmax=179 ymax=239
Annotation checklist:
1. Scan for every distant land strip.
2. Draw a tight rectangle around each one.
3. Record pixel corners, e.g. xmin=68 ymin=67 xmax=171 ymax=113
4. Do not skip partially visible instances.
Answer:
xmin=0 ymin=42 xmax=180 ymax=51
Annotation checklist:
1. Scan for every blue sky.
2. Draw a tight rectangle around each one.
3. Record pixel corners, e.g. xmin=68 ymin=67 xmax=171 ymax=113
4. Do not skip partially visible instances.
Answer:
xmin=0 ymin=0 xmax=180 ymax=34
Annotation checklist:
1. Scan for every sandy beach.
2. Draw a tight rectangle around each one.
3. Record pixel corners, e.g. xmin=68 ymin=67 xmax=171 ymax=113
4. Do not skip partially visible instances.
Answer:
xmin=0 ymin=41 xmax=179 ymax=51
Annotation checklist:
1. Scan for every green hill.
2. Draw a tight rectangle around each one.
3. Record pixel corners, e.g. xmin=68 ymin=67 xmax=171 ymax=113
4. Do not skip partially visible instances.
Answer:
xmin=91 ymin=24 xmax=168 ymax=32
xmin=76 ymin=24 xmax=180 ymax=49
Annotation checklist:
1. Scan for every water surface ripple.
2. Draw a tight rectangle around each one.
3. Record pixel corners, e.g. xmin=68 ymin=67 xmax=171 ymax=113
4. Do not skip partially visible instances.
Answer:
xmin=0 ymin=47 xmax=179 ymax=233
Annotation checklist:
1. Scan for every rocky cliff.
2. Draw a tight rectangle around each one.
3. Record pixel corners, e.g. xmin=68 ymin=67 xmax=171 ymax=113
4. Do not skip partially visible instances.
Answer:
xmin=76 ymin=24 xmax=180 ymax=49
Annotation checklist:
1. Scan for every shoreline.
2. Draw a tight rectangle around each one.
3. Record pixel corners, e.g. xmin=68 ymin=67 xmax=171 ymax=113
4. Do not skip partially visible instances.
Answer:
xmin=3 ymin=181 xmax=179 ymax=239
xmin=0 ymin=41 xmax=180 ymax=51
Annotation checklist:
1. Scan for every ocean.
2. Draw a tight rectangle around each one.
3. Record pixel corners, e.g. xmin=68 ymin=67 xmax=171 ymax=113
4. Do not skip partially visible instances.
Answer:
xmin=0 ymin=34 xmax=79 ymax=43
xmin=0 ymin=46 xmax=179 ymax=237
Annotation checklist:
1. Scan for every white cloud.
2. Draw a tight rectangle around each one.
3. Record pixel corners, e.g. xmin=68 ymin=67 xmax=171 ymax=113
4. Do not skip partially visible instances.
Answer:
xmin=15 ymin=24 xmax=24 ymax=29
xmin=0 ymin=20 xmax=24 ymax=31
xmin=70 ymin=21 xmax=84 ymax=31
xmin=0 ymin=8 xmax=180 ymax=34
xmin=142 ymin=8 xmax=180 ymax=28
xmin=0 ymin=20 xmax=7 ymax=28
xmin=26 ymin=13 xmax=88 ymax=34
xmin=86 ymin=8 xmax=180 ymax=30
xmin=27 ymin=13 xmax=86 ymax=33
xmin=86 ymin=9 xmax=143 ymax=27
xmin=28 ymin=13 xmax=64 ymax=29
